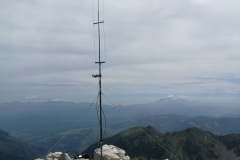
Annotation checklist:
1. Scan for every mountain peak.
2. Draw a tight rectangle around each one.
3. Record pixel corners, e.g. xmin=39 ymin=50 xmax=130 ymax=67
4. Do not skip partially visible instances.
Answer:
xmin=152 ymin=95 xmax=189 ymax=104
xmin=167 ymin=95 xmax=175 ymax=101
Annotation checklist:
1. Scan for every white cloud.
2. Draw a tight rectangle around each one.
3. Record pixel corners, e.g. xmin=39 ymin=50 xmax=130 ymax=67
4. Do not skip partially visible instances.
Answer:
xmin=25 ymin=95 xmax=39 ymax=100
xmin=51 ymin=99 xmax=63 ymax=102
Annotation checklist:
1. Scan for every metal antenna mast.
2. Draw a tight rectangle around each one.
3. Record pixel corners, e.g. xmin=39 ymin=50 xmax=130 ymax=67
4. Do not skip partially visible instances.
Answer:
xmin=92 ymin=0 xmax=105 ymax=160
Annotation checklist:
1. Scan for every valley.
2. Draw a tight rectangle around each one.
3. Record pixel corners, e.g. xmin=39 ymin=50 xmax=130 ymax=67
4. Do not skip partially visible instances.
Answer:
xmin=0 ymin=99 xmax=240 ymax=159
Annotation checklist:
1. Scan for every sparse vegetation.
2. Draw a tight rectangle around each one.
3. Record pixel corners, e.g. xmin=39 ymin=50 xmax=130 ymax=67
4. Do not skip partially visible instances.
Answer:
xmin=131 ymin=156 xmax=146 ymax=160
xmin=84 ymin=126 xmax=240 ymax=160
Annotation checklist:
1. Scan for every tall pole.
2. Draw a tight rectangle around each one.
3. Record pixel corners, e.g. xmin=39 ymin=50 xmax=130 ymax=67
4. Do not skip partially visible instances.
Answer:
xmin=92 ymin=0 xmax=104 ymax=159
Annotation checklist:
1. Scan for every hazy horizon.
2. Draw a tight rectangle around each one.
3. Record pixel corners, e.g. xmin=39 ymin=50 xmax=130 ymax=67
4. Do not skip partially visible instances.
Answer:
xmin=1 ymin=94 xmax=239 ymax=106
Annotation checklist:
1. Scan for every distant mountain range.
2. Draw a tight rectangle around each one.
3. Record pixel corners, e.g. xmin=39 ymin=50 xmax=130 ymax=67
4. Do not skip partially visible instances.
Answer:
xmin=0 ymin=99 xmax=240 ymax=155
xmin=84 ymin=126 xmax=240 ymax=160
xmin=120 ymin=97 xmax=240 ymax=117
xmin=127 ymin=114 xmax=240 ymax=135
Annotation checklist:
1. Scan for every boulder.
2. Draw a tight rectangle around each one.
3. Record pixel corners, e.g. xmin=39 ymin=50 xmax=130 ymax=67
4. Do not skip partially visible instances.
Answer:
xmin=35 ymin=152 xmax=89 ymax=160
xmin=94 ymin=144 xmax=130 ymax=160
xmin=43 ymin=152 xmax=71 ymax=160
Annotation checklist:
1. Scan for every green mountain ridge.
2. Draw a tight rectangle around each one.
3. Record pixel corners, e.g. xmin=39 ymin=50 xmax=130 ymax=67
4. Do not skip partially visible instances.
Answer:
xmin=0 ymin=129 xmax=46 ymax=160
xmin=84 ymin=126 xmax=240 ymax=160
xmin=1 ymin=126 xmax=240 ymax=160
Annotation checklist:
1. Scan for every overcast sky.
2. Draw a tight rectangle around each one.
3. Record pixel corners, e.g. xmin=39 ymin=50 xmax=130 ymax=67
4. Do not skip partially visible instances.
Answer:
xmin=0 ymin=0 xmax=239 ymax=105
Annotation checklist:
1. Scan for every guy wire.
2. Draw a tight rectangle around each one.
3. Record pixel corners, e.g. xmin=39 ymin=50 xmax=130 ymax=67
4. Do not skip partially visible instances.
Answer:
xmin=42 ymin=95 xmax=99 ymax=158
xmin=102 ymin=103 xmax=107 ymax=139
xmin=102 ymin=92 xmax=180 ymax=160
xmin=96 ymin=92 xmax=100 ymax=122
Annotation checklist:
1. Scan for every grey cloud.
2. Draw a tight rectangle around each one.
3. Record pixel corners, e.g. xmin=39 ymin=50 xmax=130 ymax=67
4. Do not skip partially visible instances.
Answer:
xmin=0 ymin=0 xmax=240 ymax=104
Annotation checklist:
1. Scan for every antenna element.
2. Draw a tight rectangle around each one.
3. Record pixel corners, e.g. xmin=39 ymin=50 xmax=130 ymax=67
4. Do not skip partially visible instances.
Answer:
xmin=92 ymin=0 xmax=105 ymax=160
